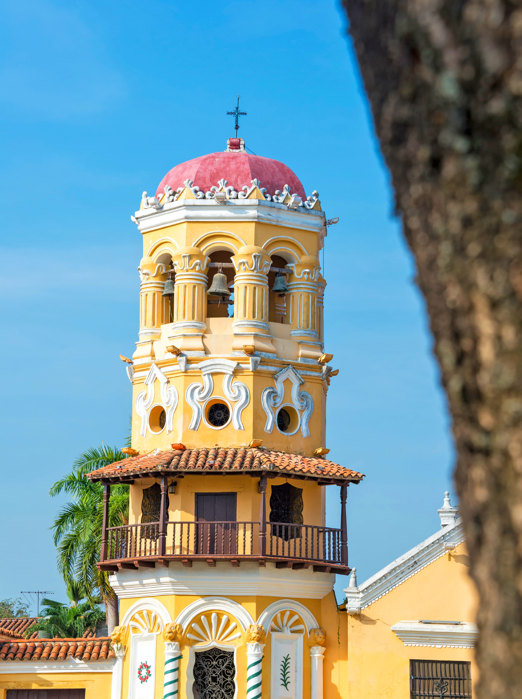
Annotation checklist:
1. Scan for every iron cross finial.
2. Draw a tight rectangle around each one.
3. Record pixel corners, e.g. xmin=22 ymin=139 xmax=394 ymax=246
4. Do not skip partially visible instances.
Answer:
xmin=227 ymin=95 xmax=247 ymax=137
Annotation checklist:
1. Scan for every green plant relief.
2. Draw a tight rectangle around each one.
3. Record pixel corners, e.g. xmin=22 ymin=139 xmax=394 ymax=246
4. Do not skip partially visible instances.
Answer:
xmin=280 ymin=653 xmax=291 ymax=690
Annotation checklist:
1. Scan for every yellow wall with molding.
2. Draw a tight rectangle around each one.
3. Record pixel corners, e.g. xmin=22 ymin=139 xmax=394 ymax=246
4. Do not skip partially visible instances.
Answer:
xmin=346 ymin=542 xmax=478 ymax=698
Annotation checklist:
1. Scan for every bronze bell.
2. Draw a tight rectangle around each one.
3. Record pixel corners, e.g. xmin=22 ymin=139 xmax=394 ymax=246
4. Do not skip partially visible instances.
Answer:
xmin=162 ymin=278 xmax=175 ymax=296
xmin=207 ymin=269 xmax=231 ymax=298
xmin=271 ymin=273 xmax=288 ymax=295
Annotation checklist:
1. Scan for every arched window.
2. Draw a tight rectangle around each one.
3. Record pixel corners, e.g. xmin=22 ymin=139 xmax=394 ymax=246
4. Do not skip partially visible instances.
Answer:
xmin=268 ymin=255 xmax=289 ymax=323
xmin=206 ymin=250 xmax=234 ymax=319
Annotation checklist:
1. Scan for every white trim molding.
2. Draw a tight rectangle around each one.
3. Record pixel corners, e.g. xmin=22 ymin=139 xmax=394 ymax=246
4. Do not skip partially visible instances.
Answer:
xmin=0 ymin=659 xmax=115 ymax=674
xmin=345 ymin=519 xmax=464 ymax=613
xmin=391 ymin=620 xmax=478 ymax=648
xmin=110 ymin=561 xmax=335 ymax=599
xmin=134 ymin=199 xmax=325 ymax=235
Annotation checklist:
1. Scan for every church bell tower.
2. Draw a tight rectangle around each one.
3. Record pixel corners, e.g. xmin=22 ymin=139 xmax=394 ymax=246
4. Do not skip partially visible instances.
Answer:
xmin=88 ymin=134 xmax=363 ymax=699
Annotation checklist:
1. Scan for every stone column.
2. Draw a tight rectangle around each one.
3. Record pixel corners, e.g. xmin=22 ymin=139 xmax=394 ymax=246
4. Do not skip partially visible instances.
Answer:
xmin=170 ymin=246 xmax=209 ymax=354
xmin=316 ymin=274 xmax=326 ymax=344
xmin=246 ymin=625 xmax=266 ymax=699
xmin=287 ymin=255 xmax=322 ymax=359
xmin=308 ymin=628 xmax=326 ymax=699
xmin=135 ymin=256 xmax=167 ymax=361
xmin=110 ymin=627 xmax=127 ymax=699
xmin=232 ymin=246 xmax=275 ymax=353
xmin=163 ymin=624 xmax=183 ymax=699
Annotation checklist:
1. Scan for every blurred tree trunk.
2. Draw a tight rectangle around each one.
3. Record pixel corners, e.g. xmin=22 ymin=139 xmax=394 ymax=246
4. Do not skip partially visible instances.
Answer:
xmin=341 ymin=1 xmax=522 ymax=696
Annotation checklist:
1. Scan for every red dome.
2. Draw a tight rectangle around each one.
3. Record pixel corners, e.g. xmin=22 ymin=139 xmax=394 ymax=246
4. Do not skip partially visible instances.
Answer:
xmin=156 ymin=140 xmax=306 ymax=200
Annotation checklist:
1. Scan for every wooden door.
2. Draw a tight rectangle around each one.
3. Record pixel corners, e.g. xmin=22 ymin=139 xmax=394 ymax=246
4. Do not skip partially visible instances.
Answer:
xmin=195 ymin=493 xmax=237 ymax=555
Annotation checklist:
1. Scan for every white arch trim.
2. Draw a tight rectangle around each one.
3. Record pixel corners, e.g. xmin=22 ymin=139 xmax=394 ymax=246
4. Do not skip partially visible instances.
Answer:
xmin=193 ymin=229 xmax=247 ymax=252
xmin=175 ymin=597 xmax=254 ymax=632
xmin=257 ymin=599 xmax=319 ymax=634
xmin=263 ymin=235 xmax=309 ymax=257
xmin=146 ymin=237 xmax=180 ymax=258
xmin=120 ymin=597 xmax=172 ymax=628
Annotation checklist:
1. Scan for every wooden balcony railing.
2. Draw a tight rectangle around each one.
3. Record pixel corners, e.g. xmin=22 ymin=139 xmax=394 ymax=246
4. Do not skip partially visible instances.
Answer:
xmin=102 ymin=520 xmax=346 ymax=571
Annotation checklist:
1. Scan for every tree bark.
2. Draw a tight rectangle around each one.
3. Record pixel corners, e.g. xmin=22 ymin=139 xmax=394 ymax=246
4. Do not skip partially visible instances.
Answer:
xmin=341 ymin=1 xmax=522 ymax=696
xmin=104 ymin=591 xmax=119 ymax=635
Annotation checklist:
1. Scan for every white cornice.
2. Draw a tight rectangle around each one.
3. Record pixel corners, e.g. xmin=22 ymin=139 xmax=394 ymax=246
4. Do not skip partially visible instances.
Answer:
xmin=133 ymin=199 xmax=325 ymax=235
xmin=0 ymin=658 xmax=115 ymax=674
xmin=345 ymin=520 xmax=464 ymax=612
xmin=110 ymin=561 xmax=334 ymax=599
xmin=391 ymin=620 xmax=477 ymax=648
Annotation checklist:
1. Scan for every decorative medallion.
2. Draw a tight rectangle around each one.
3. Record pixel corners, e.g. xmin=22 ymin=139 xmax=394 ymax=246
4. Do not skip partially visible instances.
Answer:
xmin=135 ymin=363 xmax=178 ymax=436
xmin=261 ymin=366 xmax=313 ymax=437
xmin=137 ymin=660 xmax=152 ymax=684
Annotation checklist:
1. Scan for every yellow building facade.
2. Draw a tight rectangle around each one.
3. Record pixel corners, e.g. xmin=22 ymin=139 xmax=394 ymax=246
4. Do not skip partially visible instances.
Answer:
xmin=0 ymin=138 xmax=477 ymax=698
xmin=345 ymin=493 xmax=478 ymax=698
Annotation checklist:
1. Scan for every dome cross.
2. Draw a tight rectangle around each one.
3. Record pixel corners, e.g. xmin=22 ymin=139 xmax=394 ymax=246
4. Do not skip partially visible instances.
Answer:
xmin=227 ymin=95 xmax=247 ymax=137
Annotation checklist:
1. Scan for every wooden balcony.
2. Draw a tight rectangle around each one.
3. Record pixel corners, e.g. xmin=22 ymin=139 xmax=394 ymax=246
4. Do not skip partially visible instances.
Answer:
xmin=99 ymin=520 xmax=349 ymax=574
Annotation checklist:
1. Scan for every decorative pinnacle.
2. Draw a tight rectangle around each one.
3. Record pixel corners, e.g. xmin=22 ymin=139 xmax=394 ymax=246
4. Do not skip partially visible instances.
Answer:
xmin=227 ymin=95 xmax=247 ymax=137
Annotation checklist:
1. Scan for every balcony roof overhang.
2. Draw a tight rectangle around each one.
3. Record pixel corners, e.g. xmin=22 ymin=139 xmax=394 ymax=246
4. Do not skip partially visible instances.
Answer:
xmin=86 ymin=446 xmax=364 ymax=486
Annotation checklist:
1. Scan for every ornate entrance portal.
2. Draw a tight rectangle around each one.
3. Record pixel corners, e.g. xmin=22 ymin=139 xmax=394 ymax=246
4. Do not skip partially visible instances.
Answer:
xmin=192 ymin=647 xmax=236 ymax=699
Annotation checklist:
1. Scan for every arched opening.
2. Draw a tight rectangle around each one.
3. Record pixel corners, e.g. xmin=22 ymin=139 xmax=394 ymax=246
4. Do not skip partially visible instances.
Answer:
xmin=206 ymin=250 xmax=234 ymax=319
xmin=268 ymin=255 xmax=289 ymax=323
xmin=156 ymin=253 xmax=175 ymax=324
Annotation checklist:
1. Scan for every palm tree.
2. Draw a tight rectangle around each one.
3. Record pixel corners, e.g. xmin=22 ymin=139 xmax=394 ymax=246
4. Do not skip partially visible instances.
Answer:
xmin=26 ymin=595 xmax=106 ymax=639
xmin=50 ymin=445 xmax=128 ymax=633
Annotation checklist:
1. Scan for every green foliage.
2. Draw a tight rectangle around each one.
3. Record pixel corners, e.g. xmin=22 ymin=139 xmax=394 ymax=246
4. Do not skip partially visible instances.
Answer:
xmin=25 ymin=597 xmax=105 ymax=639
xmin=280 ymin=653 xmax=291 ymax=690
xmin=0 ymin=597 xmax=31 ymax=618
xmin=49 ymin=444 xmax=129 ymax=609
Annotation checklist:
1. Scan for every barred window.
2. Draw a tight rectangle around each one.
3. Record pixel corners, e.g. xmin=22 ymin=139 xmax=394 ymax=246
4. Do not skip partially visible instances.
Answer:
xmin=410 ymin=660 xmax=471 ymax=698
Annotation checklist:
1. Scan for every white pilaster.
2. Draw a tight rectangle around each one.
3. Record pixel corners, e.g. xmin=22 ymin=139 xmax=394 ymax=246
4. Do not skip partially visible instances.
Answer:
xmin=310 ymin=645 xmax=325 ymax=699
xmin=110 ymin=646 xmax=125 ymax=699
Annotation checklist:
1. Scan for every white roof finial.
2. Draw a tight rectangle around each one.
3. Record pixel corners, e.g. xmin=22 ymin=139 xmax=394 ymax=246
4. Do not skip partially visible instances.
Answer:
xmin=348 ymin=567 xmax=358 ymax=588
xmin=438 ymin=490 xmax=459 ymax=528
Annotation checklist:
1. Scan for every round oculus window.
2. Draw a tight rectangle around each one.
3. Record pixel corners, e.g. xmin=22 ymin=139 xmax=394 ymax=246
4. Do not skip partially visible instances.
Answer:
xmin=277 ymin=408 xmax=291 ymax=432
xmin=276 ymin=406 xmax=299 ymax=434
xmin=206 ymin=401 xmax=231 ymax=428
xmin=149 ymin=405 xmax=166 ymax=433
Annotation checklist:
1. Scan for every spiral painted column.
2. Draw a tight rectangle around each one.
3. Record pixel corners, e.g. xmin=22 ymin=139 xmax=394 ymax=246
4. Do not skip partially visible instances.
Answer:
xmin=246 ymin=624 xmax=265 ymax=699
xmin=231 ymin=246 xmax=275 ymax=353
xmin=287 ymin=255 xmax=322 ymax=359
xmin=171 ymin=246 xmax=209 ymax=353
xmin=163 ymin=641 xmax=182 ymax=699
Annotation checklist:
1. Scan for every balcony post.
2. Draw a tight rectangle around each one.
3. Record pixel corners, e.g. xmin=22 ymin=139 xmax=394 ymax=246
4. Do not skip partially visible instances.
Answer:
xmin=340 ymin=485 xmax=348 ymax=566
xmin=159 ymin=476 xmax=168 ymax=556
xmin=101 ymin=483 xmax=110 ymax=561
xmin=258 ymin=473 xmax=267 ymax=557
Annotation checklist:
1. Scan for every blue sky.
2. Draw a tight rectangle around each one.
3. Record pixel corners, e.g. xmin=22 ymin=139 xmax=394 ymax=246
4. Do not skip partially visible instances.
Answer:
xmin=0 ymin=0 xmax=454 ymax=612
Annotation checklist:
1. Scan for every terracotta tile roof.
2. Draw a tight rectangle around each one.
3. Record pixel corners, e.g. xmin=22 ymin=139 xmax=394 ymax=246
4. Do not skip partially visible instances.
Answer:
xmin=0 ymin=638 xmax=114 ymax=662
xmin=86 ymin=446 xmax=364 ymax=484
xmin=0 ymin=618 xmax=39 ymax=639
